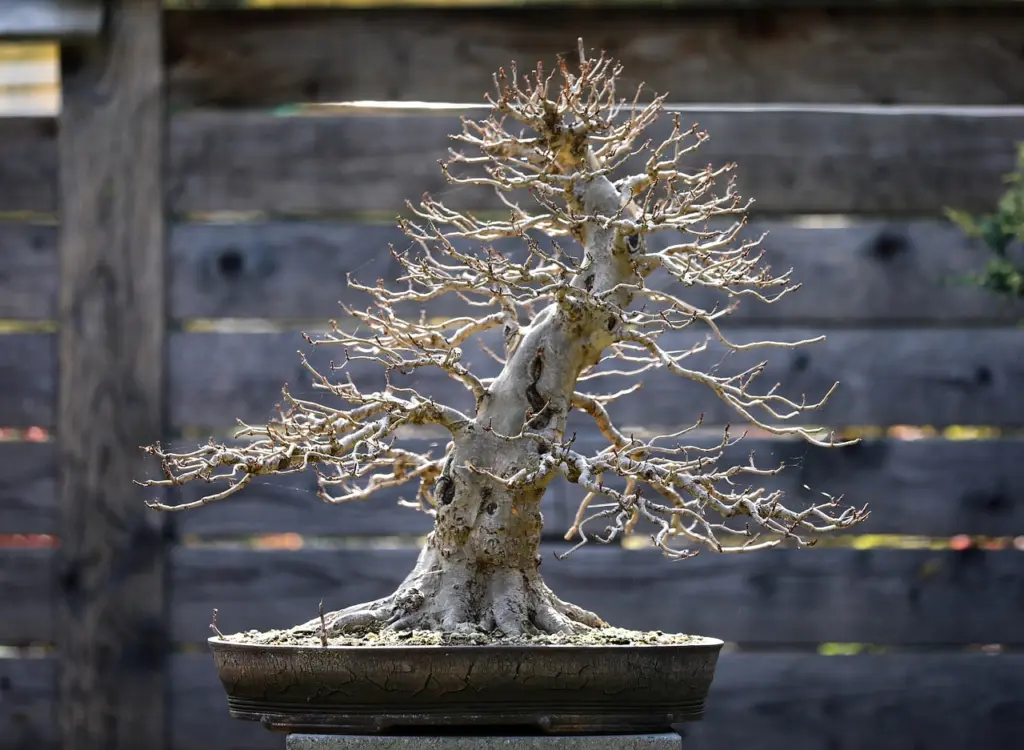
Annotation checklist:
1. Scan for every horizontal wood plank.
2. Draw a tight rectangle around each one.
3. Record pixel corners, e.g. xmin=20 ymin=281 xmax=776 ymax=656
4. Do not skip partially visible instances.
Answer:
xmin=6 ymin=650 xmax=1024 ymax=750
xmin=0 ymin=335 xmax=55 ymax=427
xmin=2 ymin=432 xmax=1019 ymax=539
xmin=0 ymin=658 xmax=56 ymax=750
xmin=0 ymin=223 xmax=56 ymax=319
xmin=168 ymin=435 xmax=1024 ymax=537
xmin=168 ymin=219 xmax=1024 ymax=324
xmin=0 ymin=118 xmax=55 ymax=213
xmin=170 ymin=651 xmax=274 ymax=750
xmin=165 ymin=328 xmax=1024 ymax=430
xmin=556 ymin=435 xmax=1024 ymax=539
xmin=13 ymin=218 xmax=1024 ymax=324
xmin=171 ymin=546 xmax=1024 ymax=646
xmin=10 ymin=533 xmax=1024 ymax=645
xmin=0 ymin=0 xmax=101 ymax=40
xmin=2 ymin=651 xmax=1007 ymax=750
xmin=683 ymin=652 xmax=1024 ymax=750
xmin=10 ymin=651 xmax=1024 ymax=750
xmin=0 ymin=549 xmax=50 ymax=645
xmin=167 ymin=109 xmax=1022 ymax=216
xmin=5 ymin=109 xmax=1020 ymax=215
xmin=166 ymin=7 xmax=1024 ymax=108
xmin=169 ymin=650 xmax=1024 ymax=750
xmin=0 ymin=443 xmax=56 ymax=533
xmin=9 ymin=327 xmax=1024 ymax=429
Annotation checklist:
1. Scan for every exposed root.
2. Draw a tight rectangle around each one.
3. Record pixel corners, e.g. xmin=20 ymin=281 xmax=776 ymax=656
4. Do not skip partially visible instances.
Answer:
xmin=283 ymin=565 xmax=608 ymax=643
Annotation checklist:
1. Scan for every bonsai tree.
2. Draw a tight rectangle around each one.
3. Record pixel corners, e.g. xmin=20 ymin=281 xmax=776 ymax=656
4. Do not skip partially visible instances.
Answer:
xmin=140 ymin=43 xmax=868 ymax=642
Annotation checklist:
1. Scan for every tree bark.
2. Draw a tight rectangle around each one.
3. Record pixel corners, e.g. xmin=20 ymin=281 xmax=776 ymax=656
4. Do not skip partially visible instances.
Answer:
xmin=288 ymin=161 xmax=649 ymax=637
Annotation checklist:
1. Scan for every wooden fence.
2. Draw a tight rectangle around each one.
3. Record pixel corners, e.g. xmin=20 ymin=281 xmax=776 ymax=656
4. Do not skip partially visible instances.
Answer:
xmin=2 ymin=1 xmax=1024 ymax=749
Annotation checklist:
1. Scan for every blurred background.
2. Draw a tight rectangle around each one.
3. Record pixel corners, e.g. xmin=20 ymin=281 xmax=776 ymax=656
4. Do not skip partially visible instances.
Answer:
xmin=1 ymin=1 xmax=1023 ymax=749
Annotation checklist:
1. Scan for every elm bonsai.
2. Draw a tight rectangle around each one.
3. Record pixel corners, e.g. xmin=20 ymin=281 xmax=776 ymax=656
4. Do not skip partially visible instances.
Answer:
xmin=140 ymin=42 xmax=868 ymax=646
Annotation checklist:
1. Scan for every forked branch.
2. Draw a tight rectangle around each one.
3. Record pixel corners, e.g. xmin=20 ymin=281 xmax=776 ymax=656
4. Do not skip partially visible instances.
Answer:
xmin=138 ymin=38 xmax=868 ymax=560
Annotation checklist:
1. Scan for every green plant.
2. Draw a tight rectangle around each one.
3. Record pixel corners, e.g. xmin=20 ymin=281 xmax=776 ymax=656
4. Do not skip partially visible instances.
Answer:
xmin=946 ymin=144 xmax=1024 ymax=298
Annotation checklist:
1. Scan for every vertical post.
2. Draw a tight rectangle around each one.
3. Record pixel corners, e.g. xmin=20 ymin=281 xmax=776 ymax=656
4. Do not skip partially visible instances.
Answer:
xmin=55 ymin=1 xmax=167 ymax=749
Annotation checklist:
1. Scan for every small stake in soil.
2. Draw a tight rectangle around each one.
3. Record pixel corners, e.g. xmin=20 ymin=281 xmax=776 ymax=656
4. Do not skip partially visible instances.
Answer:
xmin=319 ymin=599 xmax=329 ymax=647
xmin=210 ymin=608 xmax=224 ymax=639
xmin=138 ymin=39 xmax=868 ymax=646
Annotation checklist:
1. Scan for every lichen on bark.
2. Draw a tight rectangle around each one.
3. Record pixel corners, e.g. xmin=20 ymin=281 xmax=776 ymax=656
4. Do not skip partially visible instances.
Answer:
xmin=140 ymin=41 xmax=868 ymax=641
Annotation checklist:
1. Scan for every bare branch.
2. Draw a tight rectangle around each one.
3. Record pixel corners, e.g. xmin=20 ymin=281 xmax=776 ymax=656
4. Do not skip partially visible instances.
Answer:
xmin=139 ymin=38 xmax=867 ymax=585
xmin=138 ymin=384 xmax=468 ymax=512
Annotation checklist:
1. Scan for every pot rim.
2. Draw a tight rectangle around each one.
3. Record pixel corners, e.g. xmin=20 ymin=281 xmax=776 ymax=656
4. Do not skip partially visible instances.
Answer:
xmin=208 ymin=634 xmax=725 ymax=653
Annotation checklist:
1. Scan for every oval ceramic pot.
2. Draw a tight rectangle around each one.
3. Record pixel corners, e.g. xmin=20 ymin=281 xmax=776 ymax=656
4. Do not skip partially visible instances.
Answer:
xmin=208 ymin=636 xmax=723 ymax=735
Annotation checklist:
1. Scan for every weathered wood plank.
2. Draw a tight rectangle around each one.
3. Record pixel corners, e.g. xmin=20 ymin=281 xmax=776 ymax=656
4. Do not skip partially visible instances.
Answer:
xmin=166 ymin=328 xmax=1024 ymax=430
xmin=557 ymin=435 xmax=1024 ymax=538
xmin=166 ymin=7 xmax=1024 ymax=108
xmin=168 ymin=219 xmax=1024 ymax=324
xmin=9 ymin=434 xmax=1024 ymax=643
xmin=8 ymin=650 xmax=1024 ymax=750
xmin=171 ymin=547 xmax=1024 ymax=646
xmin=0 ymin=443 xmax=56 ymax=534
xmin=0 ymin=118 xmax=56 ymax=213
xmin=2 ymin=650 xmax=1010 ymax=750
xmin=16 ymin=218 xmax=1024 ymax=324
xmin=169 ymin=650 xmax=1024 ymax=750
xmin=682 ymin=652 xmax=1024 ymax=750
xmin=0 ymin=334 xmax=55 ymax=427
xmin=0 ymin=0 xmax=102 ymax=40
xmin=0 ymin=223 xmax=57 ymax=319
xmin=8 ymin=649 xmax=1024 ymax=750
xmin=168 ymin=436 xmax=1024 ymax=538
xmin=0 ymin=549 xmax=50 ymax=644
xmin=10 ymin=326 xmax=1024 ymax=430
xmin=7 ymin=647 xmax=1024 ymax=750
xmin=171 ymin=650 xmax=278 ymax=750
xmin=55 ymin=3 xmax=168 ymax=750
xmin=0 ymin=658 xmax=57 ymax=750
xmin=5 ymin=109 xmax=1020 ymax=215
xmin=167 ymin=108 xmax=1022 ymax=216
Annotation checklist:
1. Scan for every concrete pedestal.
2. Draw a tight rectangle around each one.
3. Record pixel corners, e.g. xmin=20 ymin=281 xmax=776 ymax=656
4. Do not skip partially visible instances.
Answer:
xmin=286 ymin=734 xmax=682 ymax=750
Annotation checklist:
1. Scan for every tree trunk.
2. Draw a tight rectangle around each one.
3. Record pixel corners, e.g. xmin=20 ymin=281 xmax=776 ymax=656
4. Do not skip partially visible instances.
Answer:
xmin=299 ymin=166 xmax=641 ymax=637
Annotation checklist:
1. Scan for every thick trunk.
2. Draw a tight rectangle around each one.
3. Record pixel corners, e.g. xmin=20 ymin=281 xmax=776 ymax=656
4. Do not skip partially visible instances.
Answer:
xmin=308 ymin=301 xmax=616 ymax=637
xmin=298 ymin=168 xmax=639 ymax=638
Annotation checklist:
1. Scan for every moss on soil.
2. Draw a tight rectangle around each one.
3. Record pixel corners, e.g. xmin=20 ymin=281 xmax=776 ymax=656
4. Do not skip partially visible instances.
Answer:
xmin=220 ymin=625 xmax=706 ymax=648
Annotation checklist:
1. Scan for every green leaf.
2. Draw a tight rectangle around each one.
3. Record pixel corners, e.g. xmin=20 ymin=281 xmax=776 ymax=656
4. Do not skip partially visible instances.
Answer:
xmin=942 ymin=207 xmax=980 ymax=237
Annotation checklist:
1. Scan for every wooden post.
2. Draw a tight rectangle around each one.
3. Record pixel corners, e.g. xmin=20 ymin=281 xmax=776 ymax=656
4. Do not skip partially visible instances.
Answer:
xmin=55 ymin=1 xmax=167 ymax=749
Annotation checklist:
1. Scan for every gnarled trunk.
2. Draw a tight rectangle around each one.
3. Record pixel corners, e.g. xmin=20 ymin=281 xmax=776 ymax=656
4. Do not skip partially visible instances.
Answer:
xmin=292 ymin=170 xmax=644 ymax=638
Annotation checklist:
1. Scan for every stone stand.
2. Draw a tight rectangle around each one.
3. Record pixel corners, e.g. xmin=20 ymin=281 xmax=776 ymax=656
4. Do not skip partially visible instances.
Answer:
xmin=286 ymin=734 xmax=683 ymax=750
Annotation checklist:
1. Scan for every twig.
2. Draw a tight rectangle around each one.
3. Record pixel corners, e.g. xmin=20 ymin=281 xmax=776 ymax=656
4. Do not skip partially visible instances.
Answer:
xmin=210 ymin=608 xmax=224 ymax=638
xmin=137 ymin=39 xmax=866 ymax=564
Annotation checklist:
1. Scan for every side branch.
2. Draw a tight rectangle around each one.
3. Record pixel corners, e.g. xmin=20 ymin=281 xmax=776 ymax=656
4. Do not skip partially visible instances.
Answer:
xmin=138 ymin=382 xmax=467 ymax=512
xmin=553 ymin=438 xmax=867 ymax=559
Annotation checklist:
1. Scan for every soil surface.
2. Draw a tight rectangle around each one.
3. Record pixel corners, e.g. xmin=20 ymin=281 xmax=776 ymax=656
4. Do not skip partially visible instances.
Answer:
xmin=219 ymin=626 xmax=707 ymax=648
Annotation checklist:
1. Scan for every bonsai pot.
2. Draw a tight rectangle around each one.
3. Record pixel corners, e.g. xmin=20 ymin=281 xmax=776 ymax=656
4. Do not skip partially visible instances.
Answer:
xmin=209 ymin=635 xmax=723 ymax=735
